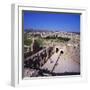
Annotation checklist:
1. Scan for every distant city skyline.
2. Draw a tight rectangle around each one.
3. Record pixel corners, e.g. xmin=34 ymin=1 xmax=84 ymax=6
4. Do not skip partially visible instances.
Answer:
xmin=23 ymin=11 xmax=80 ymax=32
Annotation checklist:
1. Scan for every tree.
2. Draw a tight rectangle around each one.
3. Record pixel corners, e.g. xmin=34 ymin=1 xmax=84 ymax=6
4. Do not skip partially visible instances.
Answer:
xmin=24 ymin=39 xmax=32 ymax=46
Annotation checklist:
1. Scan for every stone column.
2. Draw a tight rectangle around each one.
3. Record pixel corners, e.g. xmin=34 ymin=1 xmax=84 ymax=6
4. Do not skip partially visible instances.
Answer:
xmin=31 ymin=38 xmax=34 ymax=52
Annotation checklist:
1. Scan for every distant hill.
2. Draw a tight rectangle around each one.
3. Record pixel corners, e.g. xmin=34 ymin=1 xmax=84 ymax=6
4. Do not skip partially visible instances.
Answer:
xmin=24 ymin=28 xmax=80 ymax=34
xmin=71 ymin=32 xmax=80 ymax=35
xmin=24 ymin=28 xmax=54 ymax=32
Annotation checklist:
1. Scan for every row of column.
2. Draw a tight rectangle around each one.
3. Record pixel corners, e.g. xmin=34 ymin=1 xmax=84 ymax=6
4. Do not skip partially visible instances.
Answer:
xmin=24 ymin=46 xmax=55 ymax=69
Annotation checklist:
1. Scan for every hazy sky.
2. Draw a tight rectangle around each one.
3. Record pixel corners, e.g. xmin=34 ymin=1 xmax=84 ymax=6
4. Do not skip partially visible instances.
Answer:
xmin=23 ymin=11 xmax=80 ymax=32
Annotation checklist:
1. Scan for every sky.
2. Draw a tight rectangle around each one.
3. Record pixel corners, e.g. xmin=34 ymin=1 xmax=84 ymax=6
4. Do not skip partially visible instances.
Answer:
xmin=23 ymin=11 xmax=80 ymax=32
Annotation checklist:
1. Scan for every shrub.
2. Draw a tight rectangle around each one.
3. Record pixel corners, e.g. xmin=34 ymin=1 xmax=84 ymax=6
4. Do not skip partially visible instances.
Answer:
xmin=24 ymin=39 xmax=32 ymax=46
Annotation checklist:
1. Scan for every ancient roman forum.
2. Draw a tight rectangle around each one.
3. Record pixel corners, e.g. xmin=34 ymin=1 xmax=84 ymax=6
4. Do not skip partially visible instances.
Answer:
xmin=24 ymin=31 xmax=80 ymax=77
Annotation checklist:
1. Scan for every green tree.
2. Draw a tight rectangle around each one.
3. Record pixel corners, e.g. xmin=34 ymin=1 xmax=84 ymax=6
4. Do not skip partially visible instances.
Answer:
xmin=24 ymin=39 xmax=32 ymax=46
